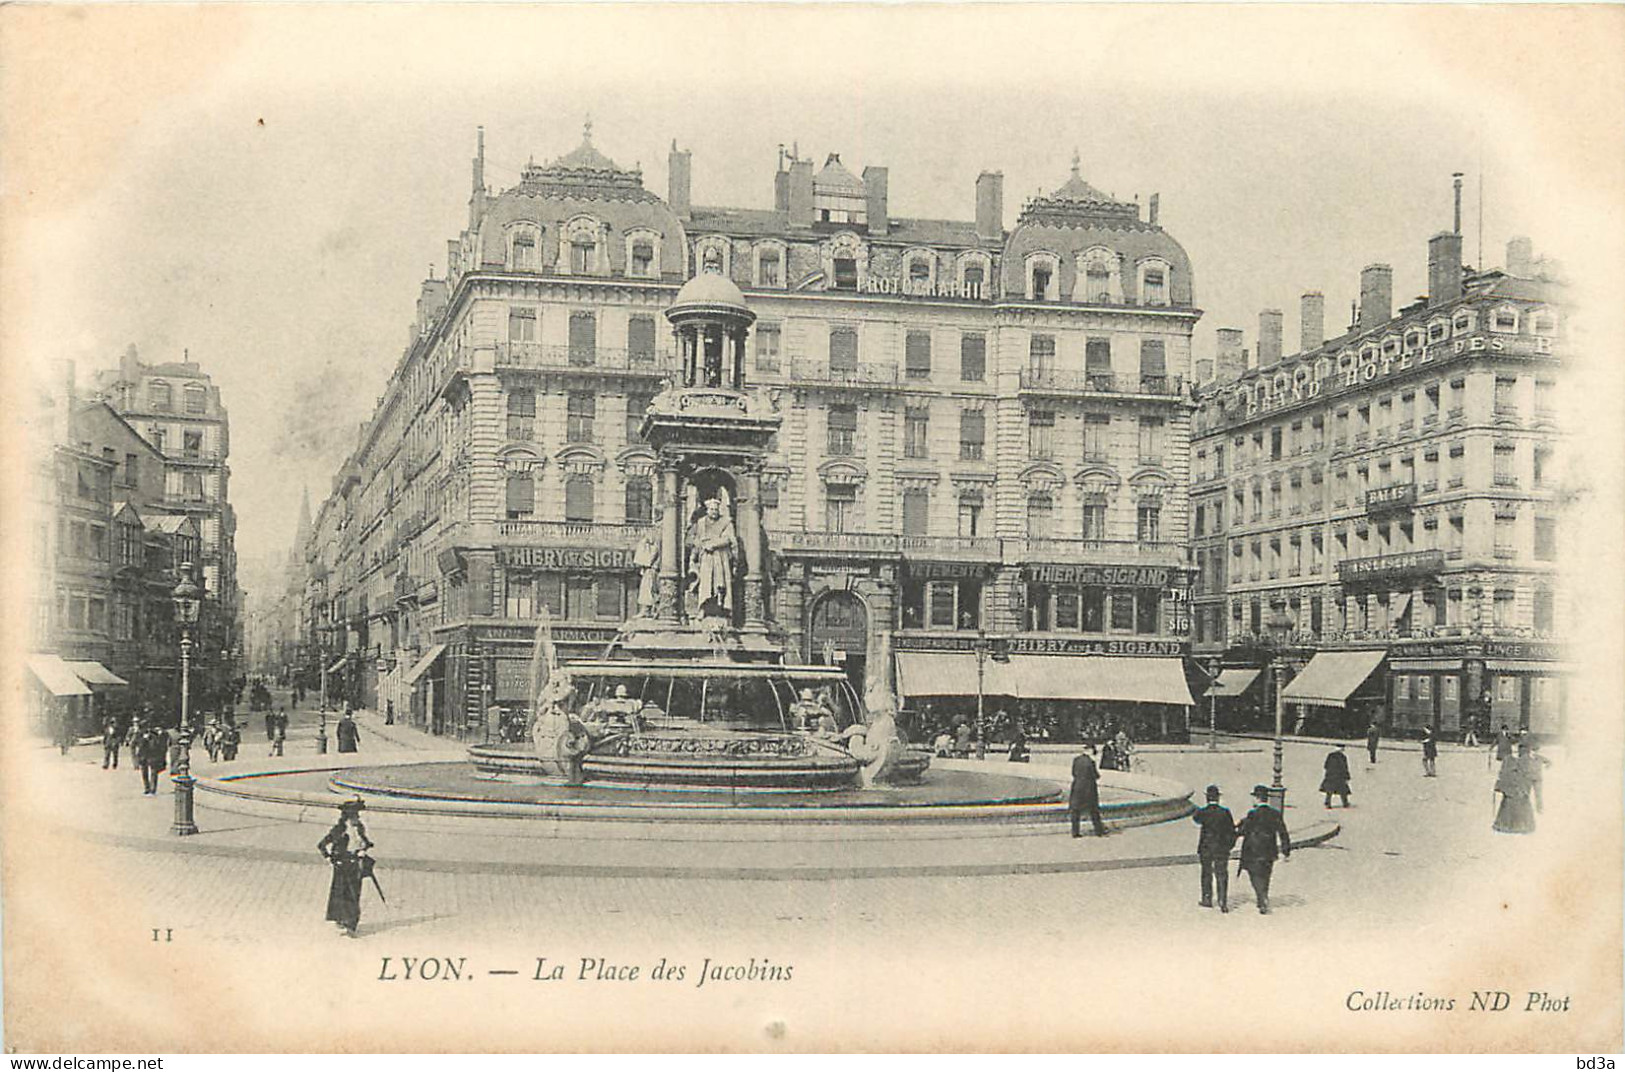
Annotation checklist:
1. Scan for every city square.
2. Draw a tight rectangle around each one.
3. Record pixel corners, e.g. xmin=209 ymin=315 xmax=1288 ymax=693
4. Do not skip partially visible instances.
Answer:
xmin=5 ymin=4 xmax=1621 ymax=1055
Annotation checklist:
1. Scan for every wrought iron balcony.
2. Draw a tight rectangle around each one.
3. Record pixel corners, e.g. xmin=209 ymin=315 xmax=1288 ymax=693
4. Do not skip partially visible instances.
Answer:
xmin=1018 ymin=368 xmax=1187 ymax=398
xmin=493 ymin=343 xmax=676 ymax=376
xmin=787 ymin=358 xmax=901 ymax=389
xmin=1337 ymin=549 xmax=1447 ymax=583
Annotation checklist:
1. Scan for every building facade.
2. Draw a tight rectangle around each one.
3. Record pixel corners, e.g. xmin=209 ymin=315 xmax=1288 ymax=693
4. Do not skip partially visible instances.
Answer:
xmin=305 ymin=128 xmax=1202 ymax=741
xmin=91 ymin=346 xmax=241 ymax=696
xmin=1190 ymin=229 xmax=1569 ymax=739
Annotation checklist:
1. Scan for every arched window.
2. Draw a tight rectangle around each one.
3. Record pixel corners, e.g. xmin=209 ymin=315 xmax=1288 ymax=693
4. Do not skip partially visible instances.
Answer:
xmin=565 ymin=475 xmax=595 ymax=523
xmin=756 ymin=245 xmax=782 ymax=287
xmin=630 ymin=241 xmax=654 ymax=277
xmin=511 ymin=229 xmax=538 ymax=269
xmin=1025 ymin=253 xmax=1059 ymax=301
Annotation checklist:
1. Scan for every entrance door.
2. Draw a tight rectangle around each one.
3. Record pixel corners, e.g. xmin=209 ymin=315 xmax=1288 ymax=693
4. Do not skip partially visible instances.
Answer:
xmin=810 ymin=591 xmax=868 ymax=697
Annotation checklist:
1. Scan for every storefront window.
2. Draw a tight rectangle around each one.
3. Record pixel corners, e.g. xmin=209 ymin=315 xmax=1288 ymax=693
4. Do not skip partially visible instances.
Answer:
xmin=566 ymin=576 xmax=594 ymax=620
xmin=1135 ymin=588 xmax=1159 ymax=634
xmin=1110 ymin=589 xmax=1136 ymax=631
xmin=505 ymin=576 xmax=534 ymax=619
xmin=928 ymin=585 xmax=956 ymax=628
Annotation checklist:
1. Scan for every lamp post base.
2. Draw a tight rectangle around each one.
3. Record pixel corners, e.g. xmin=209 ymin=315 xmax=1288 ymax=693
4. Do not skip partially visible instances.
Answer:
xmin=316 ymin=734 xmax=328 ymax=755
xmin=172 ymin=775 xmax=198 ymax=836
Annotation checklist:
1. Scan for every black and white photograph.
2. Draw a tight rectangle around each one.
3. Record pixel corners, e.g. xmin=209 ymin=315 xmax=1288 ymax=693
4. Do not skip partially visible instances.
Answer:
xmin=2 ymin=3 xmax=1621 ymax=1055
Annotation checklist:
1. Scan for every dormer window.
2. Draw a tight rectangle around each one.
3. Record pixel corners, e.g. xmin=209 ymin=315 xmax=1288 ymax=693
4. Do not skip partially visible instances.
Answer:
xmin=149 ymin=381 xmax=172 ymax=411
xmin=512 ymin=232 xmax=537 ymax=270
xmin=1141 ymin=267 xmax=1167 ymax=306
xmin=908 ymin=258 xmax=931 ymax=288
xmin=963 ymin=264 xmax=984 ymax=299
xmin=1492 ymin=307 xmax=1520 ymax=333
xmin=702 ymin=246 xmax=724 ymax=274
xmin=833 ymin=257 xmax=858 ymax=291
xmin=1428 ymin=320 xmax=1448 ymax=343
xmin=1085 ymin=261 xmax=1111 ymax=302
xmin=758 ymin=248 xmax=781 ymax=287
xmin=571 ymin=240 xmax=597 ymax=274
xmin=1453 ymin=310 xmax=1475 ymax=334
xmin=1531 ymin=311 xmax=1556 ymax=337
xmin=630 ymin=241 xmax=654 ymax=277
xmin=1031 ymin=264 xmax=1053 ymax=301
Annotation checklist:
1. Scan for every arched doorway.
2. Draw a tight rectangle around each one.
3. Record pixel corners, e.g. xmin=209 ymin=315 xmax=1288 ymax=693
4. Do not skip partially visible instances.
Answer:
xmin=809 ymin=590 xmax=868 ymax=696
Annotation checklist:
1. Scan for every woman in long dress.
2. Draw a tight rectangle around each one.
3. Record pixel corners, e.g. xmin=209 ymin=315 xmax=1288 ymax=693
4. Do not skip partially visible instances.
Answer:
xmin=318 ymin=800 xmax=374 ymax=935
xmin=1493 ymin=742 xmax=1544 ymax=834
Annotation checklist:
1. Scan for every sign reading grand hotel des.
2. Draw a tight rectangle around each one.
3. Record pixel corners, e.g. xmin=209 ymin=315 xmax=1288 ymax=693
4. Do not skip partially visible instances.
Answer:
xmin=495 ymin=546 xmax=633 ymax=571
xmin=1231 ymin=332 xmax=1557 ymax=417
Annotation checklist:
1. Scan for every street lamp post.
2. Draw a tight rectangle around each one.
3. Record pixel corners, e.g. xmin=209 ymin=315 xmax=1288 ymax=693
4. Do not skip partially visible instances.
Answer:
xmin=974 ymin=628 xmax=987 ymax=761
xmin=1208 ymin=657 xmax=1222 ymax=752
xmin=171 ymin=566 xmax=203 ymax=837
xmin=1265 ymin=608 xmax=1295 ymax=813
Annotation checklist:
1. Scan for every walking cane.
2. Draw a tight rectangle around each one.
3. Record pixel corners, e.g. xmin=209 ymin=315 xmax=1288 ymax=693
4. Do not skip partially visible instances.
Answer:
xmin=360 ymin=855 xmax=386 ymax=904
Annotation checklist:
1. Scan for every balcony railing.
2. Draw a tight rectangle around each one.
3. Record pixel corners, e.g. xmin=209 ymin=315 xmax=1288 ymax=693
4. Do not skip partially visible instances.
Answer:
xmin=771 ymin=531 xmax=1186 ymax=567
xmin=1337 ymin=549 xmax=1447 ymax=583
xmin=494 ymin=343 xmax=676 ymax=375
xmin=787 ymin=358 xmax=901 ymax=389
xmin=1018 ymin=369 xmax=1186 ymax=397
xmin=1010 ymin=537 xmax=1188 ymax=566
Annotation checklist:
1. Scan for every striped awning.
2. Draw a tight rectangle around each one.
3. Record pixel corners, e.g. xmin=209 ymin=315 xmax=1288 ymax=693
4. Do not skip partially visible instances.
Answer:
xmin=66 ymin=661 xmax=129 ymax=687
xmin=402 ymin=644 xmax=448 ymax=686
xmin=26 ymin=655 xmax=92 ymax=697
xmin=326 ymin=657 xmax=350 ymax=674
xmin=1281 ymin=650 xmax=1387 ymax=707
xmin=1207 ymin=667 xmax=1262 ymax=697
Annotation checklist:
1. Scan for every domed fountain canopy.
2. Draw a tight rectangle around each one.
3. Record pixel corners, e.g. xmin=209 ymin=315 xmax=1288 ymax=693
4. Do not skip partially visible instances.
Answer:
xmin=666 ymin=271 xmax=755 ymax=328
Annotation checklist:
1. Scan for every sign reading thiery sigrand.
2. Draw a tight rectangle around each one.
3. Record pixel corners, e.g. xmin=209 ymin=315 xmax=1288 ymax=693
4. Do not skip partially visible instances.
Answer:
xmin=496 ymin=547 xmax=634 ymax=570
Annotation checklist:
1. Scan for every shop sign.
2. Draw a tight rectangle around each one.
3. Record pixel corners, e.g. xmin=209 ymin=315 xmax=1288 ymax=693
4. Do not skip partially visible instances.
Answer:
xmin=1337 ymin=550 xmax=1446 ymax=582
xmin=1365 ymin=484 xmax=1417 ymax=513
xmin=495 ymin=546 xmax=632 ymax=571
xmin=893 ymin=634 xmax=1183 ymax=657
xmin=474 ymin=624 xmax=620 ymax=645
xmin=858 ymin=276 xmax=988 ymax=301
xmin=1485 ymin=640 xmax=1563 ymax=661
xmin=493 ymin=660 xmax=533 ymax=701
xmin=1023 ymin=564 xmax=1174 ymax=588
xmin=676 ymin=391 xmax=747 ymax=412
xmin=1232 ymin=332 xmax=1556 ymax=417
xmin=904 ymin=561 xmax=992 ymax=580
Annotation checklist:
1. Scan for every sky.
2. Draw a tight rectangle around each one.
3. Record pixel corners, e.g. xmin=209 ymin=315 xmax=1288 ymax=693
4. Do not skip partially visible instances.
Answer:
xmin=5 ymin=5 xmax=1621 ymax=590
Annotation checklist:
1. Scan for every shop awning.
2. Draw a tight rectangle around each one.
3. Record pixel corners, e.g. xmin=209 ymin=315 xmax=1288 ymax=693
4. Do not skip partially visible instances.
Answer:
xmin=1485 ymin=660 xmax=1574 ymax=674
xmin=1281 ymin=650 xmax=1387 ymax=707
xmin=66 ymin=661 xmax=128 ymax=687
xmin=402 ymin=644 xmax=448 ymax=686
xmin=1207 ymin=667 xmax=1262 ymax=697
xmin=1009 ymin=655 xmax=1195 ymax=706
xmin=26 ymin=655 xmax=92 ymax=697
xmin=1390 ymin=658 xmax=1463 ymax=672
xmin=326 ymin=657 xmax=349 ymax=674
xmin=895 ymin=652 xmax=1020 ymax=698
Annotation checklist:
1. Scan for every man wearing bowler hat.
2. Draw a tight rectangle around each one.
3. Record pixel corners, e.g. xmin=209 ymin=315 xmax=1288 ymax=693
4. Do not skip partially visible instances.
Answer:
xmin=1235 ymin=783 xmax=1291 ymax=914
xmin=1192 ymin=784 xmax=1237 ymax=912
xmin=1068 ymin=742 xmax=1107 ymax=838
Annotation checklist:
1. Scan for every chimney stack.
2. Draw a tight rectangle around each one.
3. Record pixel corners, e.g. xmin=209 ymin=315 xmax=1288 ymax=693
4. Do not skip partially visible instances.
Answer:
xmin=976 ymin=171 xmax=1004 ymax=239
xmin=1452 ymin=172 xmax=1464 ymax=235
xmin=788 ymin=157 xmax=814 ymax=226
xmin=468 ymin=127 xmax=488 ymax=228
xmin=1194 ymin=357 xmax=1214 ymax=384
xmin=1216 ymin=328 xmax=1246 ymax=382
xmin=863 ymin=166 xmax=889 ymax=237
xmin=1148 ymin=193 xmax=1160 ymax=227
xmin=1428 ymin=232 xmax=1463 ymax=306
xmin=1358 ymin=264 xmax=1393 ymax=329
xmin=1258 ymin=309 xmax=1284 ymax=368
xmin=668 ymin=141 xmax=692 ymax=220
xmin=1506 ymin=236 xmax=1533 ymax=278
xmin=1300 ymin=291 xmax=1325 ymax=352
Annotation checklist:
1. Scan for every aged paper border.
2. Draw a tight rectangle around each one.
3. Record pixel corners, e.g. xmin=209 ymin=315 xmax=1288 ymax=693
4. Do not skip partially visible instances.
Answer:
xmin=2 ymin=3 xmax=1621 ymax=1053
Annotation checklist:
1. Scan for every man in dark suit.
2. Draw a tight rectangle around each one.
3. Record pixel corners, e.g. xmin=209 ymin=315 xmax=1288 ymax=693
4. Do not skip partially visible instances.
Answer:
xmin=1365 ymin=721 xmax=1382 ymax=764
xmin=133 ymin=721 xmax=169 ymax=795
xmin=1192 ymin=784 xmax=1236 ymax=912
xmin=1236 ymin=784 xmax=1291 ymax=914
xmin=1068 ymin=743 xmax=1107 ymax=837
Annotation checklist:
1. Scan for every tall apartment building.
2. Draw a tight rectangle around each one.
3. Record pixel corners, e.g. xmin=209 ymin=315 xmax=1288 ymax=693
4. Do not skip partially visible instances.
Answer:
xmin=91 ymin=346 xmax=241 ymax=695
xmin=307 ymin=128 xmax=1201 ymax=741
xmin=1190 ymin=221 xmax=1569 ymax=739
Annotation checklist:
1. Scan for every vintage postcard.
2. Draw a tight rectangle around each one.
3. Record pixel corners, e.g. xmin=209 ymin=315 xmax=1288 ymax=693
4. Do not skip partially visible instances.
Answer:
xmin=2 ymin=3 xmax=1621 ymax=1055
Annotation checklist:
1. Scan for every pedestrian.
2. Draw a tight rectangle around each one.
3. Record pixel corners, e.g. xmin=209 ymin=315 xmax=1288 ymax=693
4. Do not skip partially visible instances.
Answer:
xmin=265 ymin=707 xmax=275 ymax=742
xmin=270 ymin=719 xmax=286 ymax=758
xmin=202 ymin=718 xmax=222 ymax=762
xmin=1491 ymin=724 xmax=1514 ymax=770
xmin=1421 ymin=726 xmax=1438 ymax=777
xmin=1068 ymin=743 xmax=1107 ymax=838
xmin=953 ymin=720 xmax=973 ymax=759
xmin=337 ymin=710 xmax=361 ymax=753
xmin=1193 ymin=784 xmax=1237 ymax=912
xmin=1462 ymin=717 xmax=1480 ymax=748
xmin=1493 ymin=741 xmax=1544 ymax=834
xmin=1235 ymin=784 xmax=1291 ymax=914
xmin=133 ymin=721 xmax=169 ymax=795
xmin=55 ymin=709 xmax=76 ymax=756
xmin=1319 ymin=743 xmax=1352 ymax=808
xmin=385 ymin=699 xmax=395 ymax=726
xmin=221 ymin=720 xmax=241 ymax=762
xmin=317 ymin=799 xmax=374 ymax=937
xmin=1365 ymin=721 xmax=1381 ymax=764
xmin=101 ymin=712 xmax=122 ymax=770
xmin=1007 ymin=723 xmax=1030 ymax=764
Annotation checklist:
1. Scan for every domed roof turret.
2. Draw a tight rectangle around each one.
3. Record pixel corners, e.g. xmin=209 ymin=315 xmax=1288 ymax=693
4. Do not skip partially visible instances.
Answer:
xmin=672 ymin=270 xmax=748 ymax=312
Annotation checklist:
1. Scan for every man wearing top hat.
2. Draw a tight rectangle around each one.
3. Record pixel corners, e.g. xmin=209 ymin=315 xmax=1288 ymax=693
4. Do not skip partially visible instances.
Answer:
xmin=1192 ymin=784 xmax=1237 ymax=912
xmin=1235 ymin=784 xmax=1291 ymax=914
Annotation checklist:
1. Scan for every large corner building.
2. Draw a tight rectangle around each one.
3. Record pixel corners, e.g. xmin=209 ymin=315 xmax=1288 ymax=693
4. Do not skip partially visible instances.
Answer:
xmin=306 ymin=127 xmax=1203 ymax=741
